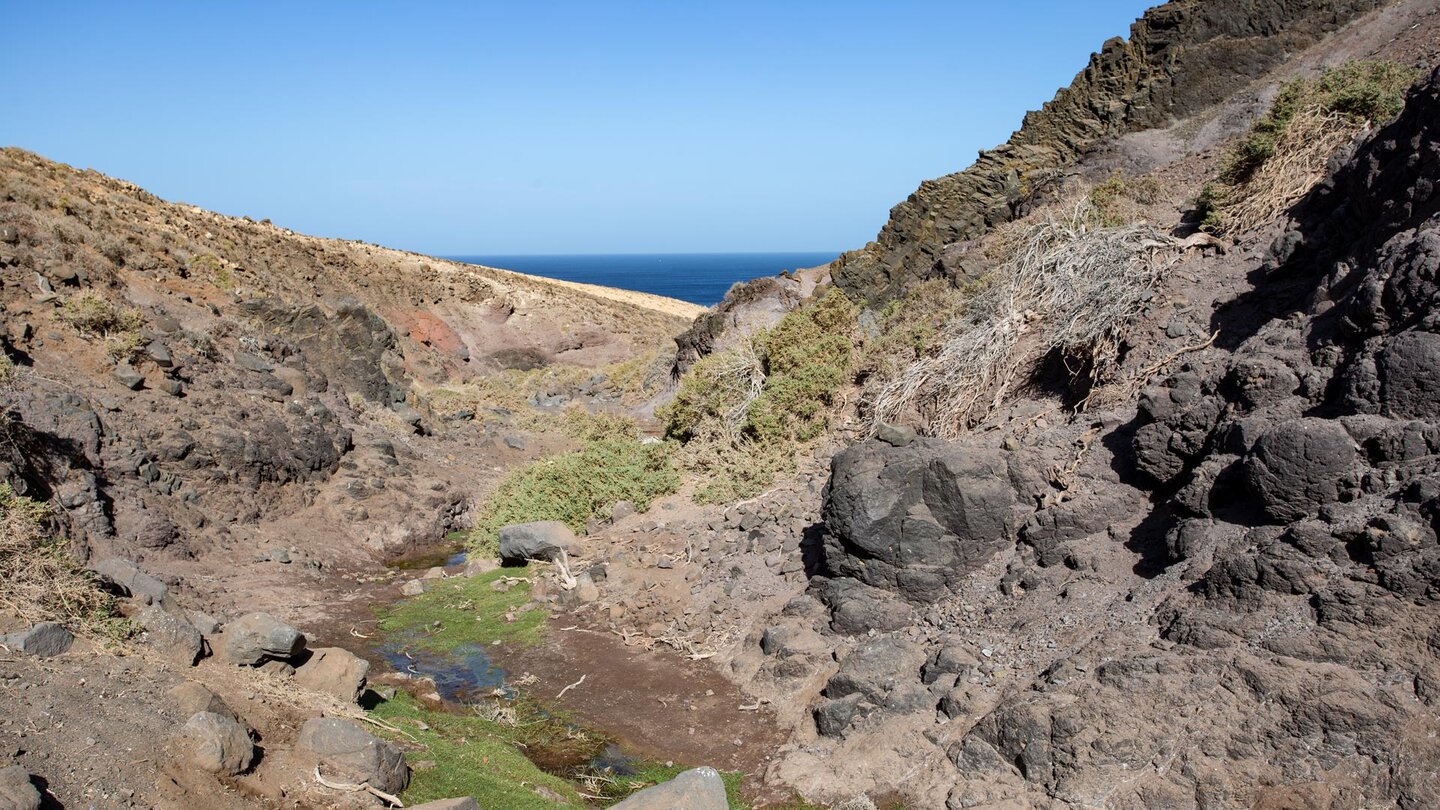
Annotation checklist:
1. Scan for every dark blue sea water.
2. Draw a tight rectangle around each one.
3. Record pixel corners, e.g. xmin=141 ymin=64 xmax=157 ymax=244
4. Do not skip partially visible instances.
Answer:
xmin=447 ymin=252 xmax=839 ymax=307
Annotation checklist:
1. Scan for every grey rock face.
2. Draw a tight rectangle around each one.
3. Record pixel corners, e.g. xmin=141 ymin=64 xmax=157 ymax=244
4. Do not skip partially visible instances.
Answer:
xmin=875 ymin=422 xmax=917 ymax=447
xmin=138 ymin=605 xmax=203 ymax=666
xmin=823 ymin=638 xmax=931 ymax=714
xmin=92 ymin=557 xmax=169 ymax=605
xmin=296 ymin=717 xmax=409 ymax=794
xmin=0 ymin=622 xmax=73 ymax=657
xmin=609 ymin=766 xmax=728 ymax=810
xmin=498 ymin=520 xmax=576 ymax=564
xmin=294 ymin=647 xmax=370 ymax=703
xmin=177 ymin=711 xmax=253 ymax=775
xmin=221 ymin=612 xmax=306 ymax=666
xmin=0 ymin=764 xmax=40 ymax=810
xmin=823 ymin=439 xmax=1021 ymax=602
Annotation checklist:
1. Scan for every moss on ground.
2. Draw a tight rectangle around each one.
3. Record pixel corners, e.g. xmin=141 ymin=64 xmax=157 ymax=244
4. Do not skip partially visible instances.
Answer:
xmin=376 ymin=568 xmax=546 ymax=651
xmin=370 ymin=691 xmax=585 ymax=808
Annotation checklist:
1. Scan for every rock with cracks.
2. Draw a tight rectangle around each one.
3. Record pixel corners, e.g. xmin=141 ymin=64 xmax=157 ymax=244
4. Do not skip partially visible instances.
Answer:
xmin=177 ymin=712 xmax=254 ymax=776
xmin=296 ymin=717 xmax=409 ymax=795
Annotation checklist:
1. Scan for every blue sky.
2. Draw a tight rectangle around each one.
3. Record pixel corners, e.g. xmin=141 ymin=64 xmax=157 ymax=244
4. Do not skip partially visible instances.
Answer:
xmin=1 ymin=1 xmax=1152 ymax=254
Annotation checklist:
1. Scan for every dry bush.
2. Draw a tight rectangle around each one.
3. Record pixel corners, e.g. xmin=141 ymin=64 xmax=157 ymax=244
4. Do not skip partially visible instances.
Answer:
xmin=868 ymin=200 xmax=1179 ymax=437
xmin=1202 ymin=60 xmax=1418 ymax=233
xmin=57 ymin=292 xmax=143 ymax=337
xmin=0 ymin=484 xmax=118 ymax=633
xmin=1208 ymin=106 xmax=1360 ymax=233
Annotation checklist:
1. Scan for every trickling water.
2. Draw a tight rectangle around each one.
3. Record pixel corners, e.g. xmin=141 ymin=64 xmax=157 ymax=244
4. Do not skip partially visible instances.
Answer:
xmin=376 ymin=635 xmax=507 ymax=703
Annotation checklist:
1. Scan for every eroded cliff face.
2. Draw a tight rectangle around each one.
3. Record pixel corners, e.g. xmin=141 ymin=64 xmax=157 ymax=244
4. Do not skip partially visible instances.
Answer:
xmin=831 ymin=0 xmax=1390 ymax=307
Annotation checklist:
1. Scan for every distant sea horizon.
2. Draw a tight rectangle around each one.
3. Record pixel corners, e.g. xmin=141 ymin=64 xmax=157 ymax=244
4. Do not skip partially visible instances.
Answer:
xmin=446 ymin=252 xmax=840 ymax=307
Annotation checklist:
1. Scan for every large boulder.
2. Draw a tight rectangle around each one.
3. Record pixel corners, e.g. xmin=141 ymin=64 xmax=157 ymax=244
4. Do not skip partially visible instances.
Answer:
xmin=294 ymin=647 xmax=370 ymax=703
xmin=823 ymin=438 xmax=1021 ymax=602
xmin=138 ymin=605 xmax=203 ymax=666
xmin=296 ymin=717 xmax=408 ymax=795
xmin=0 ymin=764 xmax=40 ymax=810
xmin=1244 ymin=418 xmax=1358 ymax=523
xmin=610 ymin=766 xmax=728 ymax=810
xmin=498 ymin=521 xmax=576 ymax=564
xmin=0 ymin=622 xmax=73 ymax=658
xmin=177 ymin=712 xmax=254 ymax=776
xmin=221 ymin=613 xmax=306 ymax=666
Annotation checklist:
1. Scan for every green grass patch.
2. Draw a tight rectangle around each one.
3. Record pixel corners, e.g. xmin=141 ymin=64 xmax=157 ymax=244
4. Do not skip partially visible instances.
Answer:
xmin=376 ymin=568 xmax=546 ymax=651
xmin=369 ymin=691 xmax=586 ymax=809
xmin=467 ymin=433 xmax=679 ymax=557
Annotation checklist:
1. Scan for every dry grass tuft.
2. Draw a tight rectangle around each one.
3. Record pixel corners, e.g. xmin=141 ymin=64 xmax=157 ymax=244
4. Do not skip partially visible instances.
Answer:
xmin=1210 ymin=107 xmax=1358 ymax=233
xmin=868 ymin=200 xmax=1179 ymax=437
xmin=0 ymin=484 xmax=120 ymax=634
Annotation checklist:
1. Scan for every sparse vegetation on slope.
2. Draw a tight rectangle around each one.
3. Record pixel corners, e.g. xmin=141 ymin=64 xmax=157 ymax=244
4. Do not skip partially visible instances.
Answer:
xmin=0 ymin=484 xmax=123 ymax=636
xmin=1199 ymin=59 xmax=1419 ymax=232
xmin=466 ymin=416 xmax=679 ymax=556
xmin=868 ymin=199 xmax=1178 ymax=436
xmin=663 ymin=289 xmax=858 ymax=502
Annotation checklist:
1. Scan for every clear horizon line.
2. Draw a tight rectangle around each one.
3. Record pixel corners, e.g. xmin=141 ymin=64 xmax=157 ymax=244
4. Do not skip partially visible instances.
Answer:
xmin=439 ymin=249 xmax=844 ymax=258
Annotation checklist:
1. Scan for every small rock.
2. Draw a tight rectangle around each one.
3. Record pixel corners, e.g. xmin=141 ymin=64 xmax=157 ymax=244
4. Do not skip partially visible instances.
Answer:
xmin=221 ymin=612 xmax=306 ymax=666
xmin=112 ymin=364 xmax=144 ymax=390
xmin=296 ymin=717 xmax=409 ymax=794
xmin=876 ymin=422 xmax=917 ymax=447
xmin=420 ymin=566 xmax=446 ymax=580
xmin=610 ymin=500 xmax=636 ymax=521
xmin=0 ymin=764 xmax=40 ymax=810
xmin=92 ymin=558 xmax=169 ymax=605
xmin=268 ymin=548 xmax=291 ymax=564
xmin=145 ymin=341 xmax=173 ymax=367
xmin=0 ymin=622 xmax=73 ymax=658
xmin=498 ymin=521 xmax=576 ymax=564
xmin=400 ymin=579 xmax=425 ymax=596
xmin=188 ymin=611 xmax=221 ymax=635
xmin=177 ymin=712 xmax=253 ymax=776
xmin=258 ymin=659 xmax=295 ymax=677
xmin=609 ymin=766 xmax=728 ymax=809
xmin=137 ymin=605 xmax=203 ymax=666
xmin=294 ymin=647 xmax=370 ymax=703
xmin=168 ymin=682 xmax=237 ymax=721
xmin=235 ymin=352 xmax=274 ymax=372
xmin=408 ymin=799 xmax=481 ymax=810
xmin=574 ymin=573 xmax=600 ymax=603
xmin=159 ymin=378 xmax=183 ymax=396
xmin=504 ymin=435 xmax=526 ymax=451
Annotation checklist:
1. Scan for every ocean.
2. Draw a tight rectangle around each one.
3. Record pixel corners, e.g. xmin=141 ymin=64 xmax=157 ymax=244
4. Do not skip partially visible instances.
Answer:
xmin=446 ymin=252 xmax=840 ymax=307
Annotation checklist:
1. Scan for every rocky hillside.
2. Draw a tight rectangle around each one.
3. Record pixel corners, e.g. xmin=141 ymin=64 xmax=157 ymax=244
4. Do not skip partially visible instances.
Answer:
xmin=4 ymin=1 xmax=1440 ymax=809
xmin=832 ymin=0 xmax=1392 ymax=306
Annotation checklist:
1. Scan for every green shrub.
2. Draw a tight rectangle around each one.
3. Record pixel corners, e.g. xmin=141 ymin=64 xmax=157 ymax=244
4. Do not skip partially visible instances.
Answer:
xmin=58 ymin=293 xmax=144 ymax=337
xmin=1219 ymin=60 xmax=1417 ymax=185
xmin=468 ymin=437 xmax=679 ymax=556
xmin=661 ymin=289 xmax=857 ymax=500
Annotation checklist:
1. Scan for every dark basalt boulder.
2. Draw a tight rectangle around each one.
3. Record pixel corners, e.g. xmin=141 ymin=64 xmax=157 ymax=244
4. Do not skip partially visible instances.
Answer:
xmin=1243 ymin=418 xmax=1358 ymax=524
xmin=822 ymin=438 xmax=1024 ymax=603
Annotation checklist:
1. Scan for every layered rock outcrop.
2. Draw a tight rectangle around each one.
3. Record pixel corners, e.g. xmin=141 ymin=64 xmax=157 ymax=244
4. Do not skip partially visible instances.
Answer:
xmin=832 ymin=0 xmax=1390 ymax=306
